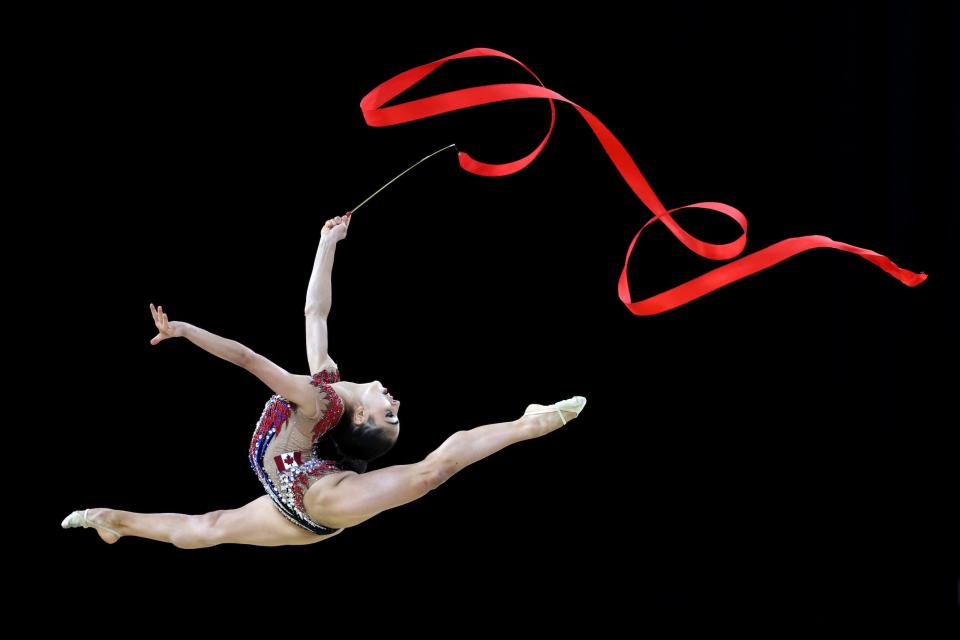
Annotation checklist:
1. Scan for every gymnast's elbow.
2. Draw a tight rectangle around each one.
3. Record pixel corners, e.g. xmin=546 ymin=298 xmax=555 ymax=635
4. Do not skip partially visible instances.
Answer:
xmin=235 ymin=345 xmax=255 ymax=368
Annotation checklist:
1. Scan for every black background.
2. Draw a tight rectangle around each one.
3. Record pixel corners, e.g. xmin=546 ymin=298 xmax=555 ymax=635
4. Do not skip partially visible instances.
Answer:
xmin=39 ymin=0 xmax=954 ymax=624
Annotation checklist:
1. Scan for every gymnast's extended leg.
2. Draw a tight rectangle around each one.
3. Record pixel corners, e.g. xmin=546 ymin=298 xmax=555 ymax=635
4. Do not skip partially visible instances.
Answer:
xmin=306 ymin=404 xmax=581 ymax=529
xmin=70 ymin=496 xmax=337 ymax=548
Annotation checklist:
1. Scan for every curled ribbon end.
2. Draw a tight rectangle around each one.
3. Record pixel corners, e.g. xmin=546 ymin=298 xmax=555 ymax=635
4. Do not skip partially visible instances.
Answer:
xmin=360 ymin=47 xmax=932 ymax=314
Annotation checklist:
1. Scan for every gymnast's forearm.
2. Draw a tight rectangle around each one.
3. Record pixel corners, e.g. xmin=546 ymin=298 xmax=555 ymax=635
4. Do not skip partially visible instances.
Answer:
xmin=176 ymin=321 xmax=252 ymax=366
xmin=305 ymin=235 xmax=337 ymax=315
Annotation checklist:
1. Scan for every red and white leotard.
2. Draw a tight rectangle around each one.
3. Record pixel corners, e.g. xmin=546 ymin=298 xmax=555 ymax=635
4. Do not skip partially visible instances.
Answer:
xmin=248 ymin=368 xmax=345 ymax=535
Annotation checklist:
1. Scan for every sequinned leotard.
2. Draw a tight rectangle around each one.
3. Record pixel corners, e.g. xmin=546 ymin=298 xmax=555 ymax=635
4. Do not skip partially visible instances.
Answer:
xmin=248 ymin=368 xmax=346 ymax=535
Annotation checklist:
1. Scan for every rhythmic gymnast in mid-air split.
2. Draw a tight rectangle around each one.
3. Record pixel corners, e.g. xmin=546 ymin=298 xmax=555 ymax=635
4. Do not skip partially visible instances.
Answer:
xmin=62 ymin=210 xmax=586 ymax=548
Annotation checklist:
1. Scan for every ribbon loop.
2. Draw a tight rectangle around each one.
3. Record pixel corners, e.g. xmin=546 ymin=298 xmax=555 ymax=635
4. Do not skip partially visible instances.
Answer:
xmin=359 ymin=48 xmax=927 ymax=315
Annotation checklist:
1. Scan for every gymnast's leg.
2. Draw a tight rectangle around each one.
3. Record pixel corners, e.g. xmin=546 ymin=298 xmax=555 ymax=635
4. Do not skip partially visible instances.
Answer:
xmin=70 ymin=496 xmax=335 ymax=548
xmin=306 ymin=405 xmax=580 ymax=529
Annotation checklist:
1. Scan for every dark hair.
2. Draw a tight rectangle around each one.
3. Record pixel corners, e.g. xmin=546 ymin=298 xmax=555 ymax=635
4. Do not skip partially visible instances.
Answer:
xmin=312 ymin=410 xmax=397 ymax=474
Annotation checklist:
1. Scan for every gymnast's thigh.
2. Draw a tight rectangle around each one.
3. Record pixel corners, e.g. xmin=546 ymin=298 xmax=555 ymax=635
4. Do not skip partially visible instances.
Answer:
xmin=215 ymin=495 xmax=342 ymax=547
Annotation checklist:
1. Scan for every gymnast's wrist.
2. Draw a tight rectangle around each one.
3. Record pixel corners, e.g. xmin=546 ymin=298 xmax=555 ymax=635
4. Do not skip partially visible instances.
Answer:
xmin=319 ymin=234 xmax=338 ymax=249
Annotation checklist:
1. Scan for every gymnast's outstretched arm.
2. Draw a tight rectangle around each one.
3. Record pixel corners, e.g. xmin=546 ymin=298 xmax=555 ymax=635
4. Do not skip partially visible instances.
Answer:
xmin=147 ymin=303 xmax=322 ymax=416
xmin=304 ymin=213 xmax=350 ymax=374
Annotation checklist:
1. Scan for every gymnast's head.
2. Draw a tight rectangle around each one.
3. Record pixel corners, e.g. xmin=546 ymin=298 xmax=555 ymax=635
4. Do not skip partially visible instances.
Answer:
xmin=324 ymin=380 xmax=400 ymax=471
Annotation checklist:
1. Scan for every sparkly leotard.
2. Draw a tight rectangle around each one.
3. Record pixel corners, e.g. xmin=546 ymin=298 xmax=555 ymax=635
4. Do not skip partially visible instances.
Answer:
xmin=248 ymin=368 xmax=346 ymax=535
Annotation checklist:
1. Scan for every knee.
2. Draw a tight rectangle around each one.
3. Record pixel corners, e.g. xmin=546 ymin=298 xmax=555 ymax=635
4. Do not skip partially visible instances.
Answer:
xmin=422 ymin=450 xmax=462 ymax=490
xmin=418 ymin=466 xmax=453 ymax=493
xmin=170 ymin=512 xmax=223 ymax=550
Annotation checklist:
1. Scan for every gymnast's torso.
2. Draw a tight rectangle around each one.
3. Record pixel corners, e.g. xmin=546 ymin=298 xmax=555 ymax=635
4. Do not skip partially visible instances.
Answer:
xmin=248 ymin=368 xmax=348 ymax=536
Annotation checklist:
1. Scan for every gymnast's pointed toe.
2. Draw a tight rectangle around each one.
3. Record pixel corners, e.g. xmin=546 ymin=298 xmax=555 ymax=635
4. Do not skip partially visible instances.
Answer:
xmin=62 ymin=509 xmax=87 ymax=529
xmin=523 ymin=396 xmax=587 ymax=437
xmin=555 ymin=395 xmax=587 ymax=419
xmin=61 ymin=508 xmax=122 ymax=543
xmin=522 ymin=395 xmax=587 ymax=430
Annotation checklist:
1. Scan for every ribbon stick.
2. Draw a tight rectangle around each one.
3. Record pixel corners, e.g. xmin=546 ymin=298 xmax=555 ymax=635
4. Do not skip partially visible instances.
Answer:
xmin=358 ymin=47 xmax=927 ymax=316
xmin=350 ymin=143 xmax=457 ymax=214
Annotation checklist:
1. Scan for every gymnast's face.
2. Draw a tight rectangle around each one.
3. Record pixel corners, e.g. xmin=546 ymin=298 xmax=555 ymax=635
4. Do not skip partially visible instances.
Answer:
xmin=353 ymin=380 xmax=401 ymax=436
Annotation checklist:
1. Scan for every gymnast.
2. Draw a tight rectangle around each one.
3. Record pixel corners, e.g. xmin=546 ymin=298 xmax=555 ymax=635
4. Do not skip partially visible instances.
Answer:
xmin=62 ymin=212 xmax=586 ymax=548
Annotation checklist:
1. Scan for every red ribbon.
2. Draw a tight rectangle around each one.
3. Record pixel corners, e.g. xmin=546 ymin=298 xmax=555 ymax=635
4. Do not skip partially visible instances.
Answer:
xmin=359 ymin=47 xmax=928 ymax=315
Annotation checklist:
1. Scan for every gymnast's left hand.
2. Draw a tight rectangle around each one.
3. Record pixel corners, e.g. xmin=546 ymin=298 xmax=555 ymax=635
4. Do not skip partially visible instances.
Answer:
xmin=149 ymin=303 xmax=183 ymax=345
xmin=321 ymin=213 xmax=351 ymax=243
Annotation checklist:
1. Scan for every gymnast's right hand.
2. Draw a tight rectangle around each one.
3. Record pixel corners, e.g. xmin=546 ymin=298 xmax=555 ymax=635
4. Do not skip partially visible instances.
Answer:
xmin=149 ymin=302 xmax=183 ymax=345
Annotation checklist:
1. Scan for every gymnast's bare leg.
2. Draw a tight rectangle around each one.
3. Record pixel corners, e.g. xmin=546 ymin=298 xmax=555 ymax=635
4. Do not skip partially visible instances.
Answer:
xmin=303 ymin=404 xmax=580 ymax=530
xmin=76 ymin=495 xmax=332 ymax=547
xmin=69 ymin=406 xmax=576 ymax=548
